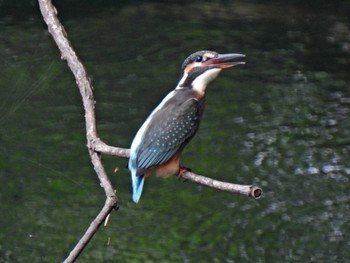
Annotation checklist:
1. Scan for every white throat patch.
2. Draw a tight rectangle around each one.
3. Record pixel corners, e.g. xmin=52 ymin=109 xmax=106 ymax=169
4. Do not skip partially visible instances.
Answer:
xmin=192 ymin=68 xmax=222 ymax=95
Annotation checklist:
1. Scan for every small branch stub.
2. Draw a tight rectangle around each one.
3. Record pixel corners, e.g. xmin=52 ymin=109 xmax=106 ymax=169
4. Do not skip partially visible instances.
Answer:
xmin=249 ymin=185 xmax=263 ymax=199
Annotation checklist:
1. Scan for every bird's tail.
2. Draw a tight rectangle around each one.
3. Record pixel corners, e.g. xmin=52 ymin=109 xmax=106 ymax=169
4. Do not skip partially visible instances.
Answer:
xmin=132 ymin=172 xmax=145 ymax=203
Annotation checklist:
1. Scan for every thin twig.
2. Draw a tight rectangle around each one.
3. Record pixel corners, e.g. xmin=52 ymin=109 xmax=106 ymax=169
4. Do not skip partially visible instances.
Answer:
xmin=90 ymin=137 xmax=130 ymax=158
xmin=182 ymin=172 xmax=262 ymax=198
xmin=90 ymin=142 xmax=263 ymax=199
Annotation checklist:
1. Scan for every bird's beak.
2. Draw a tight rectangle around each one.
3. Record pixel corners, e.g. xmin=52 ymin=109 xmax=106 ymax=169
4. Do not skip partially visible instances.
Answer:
xmin=203 ymin=53 xmax=245 ymax=69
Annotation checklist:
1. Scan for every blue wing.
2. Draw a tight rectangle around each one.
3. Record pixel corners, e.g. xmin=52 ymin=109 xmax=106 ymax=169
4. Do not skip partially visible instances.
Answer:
xmin=135 ymin=97 xmax=200 ymax=172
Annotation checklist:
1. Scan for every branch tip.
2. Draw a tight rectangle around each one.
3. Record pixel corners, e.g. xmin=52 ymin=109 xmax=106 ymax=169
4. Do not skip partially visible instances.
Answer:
xmin=250 ymin=185 xmax=263 ymax=199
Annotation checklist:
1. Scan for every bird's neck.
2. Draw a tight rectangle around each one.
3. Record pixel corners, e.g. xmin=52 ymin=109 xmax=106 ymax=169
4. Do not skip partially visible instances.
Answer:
xmin=174 ymin=85 xmax=206 ymax=100
xmin=192 ymin=84 xmax=207 ymax=99
xmin=175 ymin=73 xmax=207 ymax=99
xmin=175 ymin=68 xmax=221 ymax=98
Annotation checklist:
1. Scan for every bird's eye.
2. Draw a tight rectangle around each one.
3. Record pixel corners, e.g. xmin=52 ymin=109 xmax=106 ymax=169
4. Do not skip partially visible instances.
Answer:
xmin=195 ymin=55 xmax=203 ymax=62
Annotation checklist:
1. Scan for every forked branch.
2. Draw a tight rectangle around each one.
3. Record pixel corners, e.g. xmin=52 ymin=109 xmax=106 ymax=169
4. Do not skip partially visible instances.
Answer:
xmin=38 ymin=1 xmax=118 ymax=262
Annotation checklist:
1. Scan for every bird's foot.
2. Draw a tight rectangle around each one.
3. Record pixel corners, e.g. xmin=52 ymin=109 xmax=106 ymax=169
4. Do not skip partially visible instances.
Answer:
xmin=177 ymin=166 xmax=191 ymax=182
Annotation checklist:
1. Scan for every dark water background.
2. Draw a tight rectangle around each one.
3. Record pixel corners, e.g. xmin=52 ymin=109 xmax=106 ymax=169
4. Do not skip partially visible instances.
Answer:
xmin=1 ymin=1 xmax=350 ymax=262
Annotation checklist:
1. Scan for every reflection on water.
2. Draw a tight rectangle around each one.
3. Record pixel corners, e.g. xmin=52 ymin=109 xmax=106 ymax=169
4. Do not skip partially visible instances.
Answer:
xmin=0 ymin=1 xmax=349 ymax=262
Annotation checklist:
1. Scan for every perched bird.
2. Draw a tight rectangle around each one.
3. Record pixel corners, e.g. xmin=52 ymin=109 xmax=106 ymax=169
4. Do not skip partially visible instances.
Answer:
xmin=128 ymin=50 xmax=245 ymax=203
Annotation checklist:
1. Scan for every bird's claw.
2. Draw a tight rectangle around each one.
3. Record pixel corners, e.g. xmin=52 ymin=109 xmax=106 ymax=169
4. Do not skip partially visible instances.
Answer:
xmin=177 ymin=166 xmax=191 ymax=182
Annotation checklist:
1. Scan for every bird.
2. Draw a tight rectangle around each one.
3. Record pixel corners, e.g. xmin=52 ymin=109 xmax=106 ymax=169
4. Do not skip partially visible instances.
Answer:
xmin=128 ymin=50 xmax=245 ymax=203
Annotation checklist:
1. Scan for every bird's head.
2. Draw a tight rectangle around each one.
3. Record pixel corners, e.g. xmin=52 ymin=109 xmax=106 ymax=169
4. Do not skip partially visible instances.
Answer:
xmin=176 ymin=50 xmax=245 ymax=95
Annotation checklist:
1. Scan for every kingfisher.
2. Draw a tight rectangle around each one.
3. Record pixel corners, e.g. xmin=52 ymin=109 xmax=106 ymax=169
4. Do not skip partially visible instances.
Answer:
xmin=128 ymin=50 xmax=245 ymax=203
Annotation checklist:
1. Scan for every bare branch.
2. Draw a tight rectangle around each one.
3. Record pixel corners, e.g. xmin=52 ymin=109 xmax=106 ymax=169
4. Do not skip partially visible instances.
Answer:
xmin=38 ymin=0 xmax=118 ymax=262
xmin=63 ymin=197 xmax=117 ymax=263
xmin=181 ymin=172 xmax=262 ymax=198
xmin=90 ymin=142 xmax=263 ymax=199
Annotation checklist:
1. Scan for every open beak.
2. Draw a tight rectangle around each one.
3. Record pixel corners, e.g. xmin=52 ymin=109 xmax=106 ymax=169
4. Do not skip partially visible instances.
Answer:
xmin=203 ymin=53 xmax=245 ymax=69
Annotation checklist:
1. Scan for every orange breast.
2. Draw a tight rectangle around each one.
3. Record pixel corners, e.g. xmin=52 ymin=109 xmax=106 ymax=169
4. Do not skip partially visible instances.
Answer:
xmin=144 ymin=153 xmax=181 ymax=179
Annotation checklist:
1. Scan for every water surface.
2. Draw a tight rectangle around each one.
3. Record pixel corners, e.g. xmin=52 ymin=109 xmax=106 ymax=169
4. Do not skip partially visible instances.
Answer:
xmin=1 ymin=1 xmax=349 ymax=262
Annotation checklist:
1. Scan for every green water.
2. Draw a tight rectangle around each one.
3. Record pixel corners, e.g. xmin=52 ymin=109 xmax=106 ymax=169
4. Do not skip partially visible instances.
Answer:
xmin=1 ymin=1 xmax=350 ymax=262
